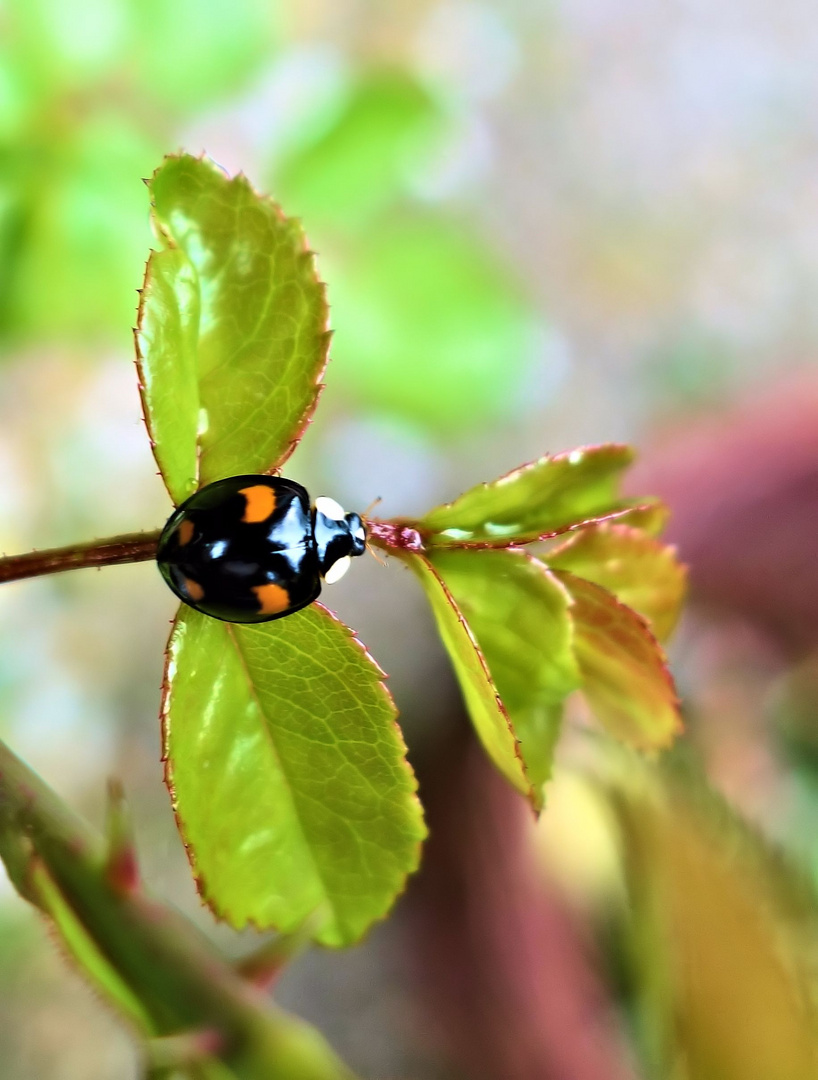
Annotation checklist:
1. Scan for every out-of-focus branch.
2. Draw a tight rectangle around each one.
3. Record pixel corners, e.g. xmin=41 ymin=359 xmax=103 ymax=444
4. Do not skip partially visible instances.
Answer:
xmin=0 ymin=736 xmax=356 ymax=1079
xmin=408 ymin=725 xmax=638 ymax=1080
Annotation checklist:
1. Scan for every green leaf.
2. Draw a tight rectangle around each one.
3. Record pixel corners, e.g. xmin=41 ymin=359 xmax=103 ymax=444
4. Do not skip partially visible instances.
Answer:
xmin=608 ymin=501 xmax=670 ymax=538
xmin=136 ymin=247 xmax=200 ymax=500
xmin=547 ymin=524 xmax=687 ymax=641
xmin=0 ymin=737 xmax=357 ymax=1078
xmin=406 ymin=553 xmax=533 ymax=802
xmin=163 ymin=604 xmax=425 ymax=947
xmin=553 ymin=570 xmax=681 ymax=750
xmin=136 ymin=154 xmax=329 ymax=506
xmin=418 ymin=444 xmax=645 ymax=546
xmin=429 ymin=549 xmax=581 ymax=808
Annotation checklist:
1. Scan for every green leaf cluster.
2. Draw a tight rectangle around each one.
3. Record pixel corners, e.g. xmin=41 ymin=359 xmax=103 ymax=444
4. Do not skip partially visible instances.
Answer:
xmin=382 ymin=445 xmax=686 ymax=809
xmin=132 ymin=154 xmax=685 ymax=945
xmin=137 ymin=154 xmax=425 ymax=951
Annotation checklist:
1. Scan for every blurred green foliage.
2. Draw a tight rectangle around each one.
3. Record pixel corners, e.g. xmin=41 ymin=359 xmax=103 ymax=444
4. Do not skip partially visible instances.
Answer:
xmin=0 ymin=18 xmax=542 ymax=440
xmin=271 ymin=69 xmax=541 ymax=435
xmin=0 ymin=0 xmax=278 ymax=343
xmin=608 ymin=755 xmax=818 ymax=1080
xmin=273 ymin=70 xmax=440 ymax=232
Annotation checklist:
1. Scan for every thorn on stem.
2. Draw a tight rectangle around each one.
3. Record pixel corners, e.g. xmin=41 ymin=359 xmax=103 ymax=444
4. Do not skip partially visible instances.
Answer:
xmin=145 ymin=1028 xmax=224 ymax=1072
xmin=235 ymin=907 xmax=324 ymax=989
xmin=104 ymin=778 xmax=139 ymax=894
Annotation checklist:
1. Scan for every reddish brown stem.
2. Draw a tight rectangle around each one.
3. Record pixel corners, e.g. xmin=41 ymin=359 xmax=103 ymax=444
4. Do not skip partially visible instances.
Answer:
xmin=365 ymin=518 xmax=425 ymax=554
xmin=0 ymin=530 xmax=162 ymax=585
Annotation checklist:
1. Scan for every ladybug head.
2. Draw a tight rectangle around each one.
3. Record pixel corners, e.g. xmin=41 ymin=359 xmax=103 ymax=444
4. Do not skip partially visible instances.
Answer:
xmin=313 ymin=497 xmax=368 ymax=584
xmin=345 ymin=512 xmax=367 ymax=557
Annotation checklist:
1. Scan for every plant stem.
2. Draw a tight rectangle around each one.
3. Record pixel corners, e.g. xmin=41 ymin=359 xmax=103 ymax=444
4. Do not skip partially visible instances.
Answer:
xmin=0 ymin=530 xmax=162 ymax=585
xmin=365 ymin=519 xmax=425 ymax=554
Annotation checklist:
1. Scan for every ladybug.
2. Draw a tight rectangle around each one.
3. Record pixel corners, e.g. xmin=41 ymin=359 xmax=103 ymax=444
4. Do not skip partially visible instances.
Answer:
xmin=156 ymin=475 xmax=366 ymax=623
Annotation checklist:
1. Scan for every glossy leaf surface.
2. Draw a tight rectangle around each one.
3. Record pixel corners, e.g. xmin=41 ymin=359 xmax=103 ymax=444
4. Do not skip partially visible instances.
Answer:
xmin=407 ymin=554 xmax=532 ymax=801
xmin=0 ymin=737 xmax=356 ymax=1078
xmin=406 ymin=557 xmax=529 ymax=803
xmin=136 ymin=154 xmax=329 ymax=506
xmin=419 ymin=444 xmax=642 ymax=546
xmin=163 ymin=605 xmax=425 ymax=947
xmin=430 ymin=548 xmax=581 ymax=808
xmin=547 ymin=524 xmax=687 ymax=640
xmin=554 ymin=570 xmax=681 ymax=749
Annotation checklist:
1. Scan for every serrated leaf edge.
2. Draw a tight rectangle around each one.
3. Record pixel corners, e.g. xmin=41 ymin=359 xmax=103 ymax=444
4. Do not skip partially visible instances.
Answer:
xmin=159 ymin=602 xmax=426 ymax=944
xmin=136 ymin=153 xmax=331 ymax=505
xmin=552 ymin=568 xmax=683 ymax=750
xmin=409 ymin=552 xmax=538 ymax=807
xmin=369 ymin=503 xmax=666 ymax=555
xmin=429 ymin=502 xmax=663 ymax=550
xmin=547 ymin=521 xmax=689 ymax=640
xmin=421 ymin=441 xmax=634 ymax=517
xmin=442 ymin=442 xmax=633 ymax=507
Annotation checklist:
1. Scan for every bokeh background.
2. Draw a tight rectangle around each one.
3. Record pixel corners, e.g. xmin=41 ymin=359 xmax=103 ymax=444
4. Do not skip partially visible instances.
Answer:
xmin=3 ymin=1 xmax=818 ymax=1077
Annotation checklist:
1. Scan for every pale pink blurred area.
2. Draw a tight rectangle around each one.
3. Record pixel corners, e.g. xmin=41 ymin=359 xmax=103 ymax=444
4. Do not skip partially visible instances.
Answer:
xmin=630 ymin=374 xmax=818 ymax=655
xmin=624 ymin=375 xmax=818 ymax=840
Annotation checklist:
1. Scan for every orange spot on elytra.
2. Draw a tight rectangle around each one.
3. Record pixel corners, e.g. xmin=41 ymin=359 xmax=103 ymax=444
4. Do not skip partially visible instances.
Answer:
xmin=240 ymin=485 xmax=277 ymax=523
xmin=183 ymin=577 xmax=204 ymax=602
xmin=177 ymin=520 xmax=195 ymax=545
xmin=253 ymin=582 xmax=290 ymax=615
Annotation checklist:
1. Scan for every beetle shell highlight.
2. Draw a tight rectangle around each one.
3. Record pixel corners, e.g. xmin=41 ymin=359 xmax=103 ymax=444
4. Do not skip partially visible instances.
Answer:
xmin=156 ymin=475 xmax=365 ymax=624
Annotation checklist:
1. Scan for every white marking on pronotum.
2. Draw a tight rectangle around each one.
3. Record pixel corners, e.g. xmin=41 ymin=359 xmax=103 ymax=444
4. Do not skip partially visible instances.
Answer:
xmin=324 ymin=556 xmax=351 ymax=584
xmin=315 ymin=496 xmax=346 ymax=521
xmin=354 ymin=524 xmax=366 ymax=541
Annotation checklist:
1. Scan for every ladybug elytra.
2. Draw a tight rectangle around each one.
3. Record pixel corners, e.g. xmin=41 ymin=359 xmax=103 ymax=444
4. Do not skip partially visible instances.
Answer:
xmin=157 ymin=475 xmax=366 ymax=623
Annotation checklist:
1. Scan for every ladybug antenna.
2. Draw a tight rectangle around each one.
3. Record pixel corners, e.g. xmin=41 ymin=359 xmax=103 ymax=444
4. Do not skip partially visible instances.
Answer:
xmin=365 ymin=540 xmax=388 ymax=568
xmin=360 ymin=497 xmax=385 ymax=565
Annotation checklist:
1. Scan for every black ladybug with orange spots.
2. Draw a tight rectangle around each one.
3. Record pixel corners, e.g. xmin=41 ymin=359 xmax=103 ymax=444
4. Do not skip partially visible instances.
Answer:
xmin=156 ymin=475 xmax=366 ymax=623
